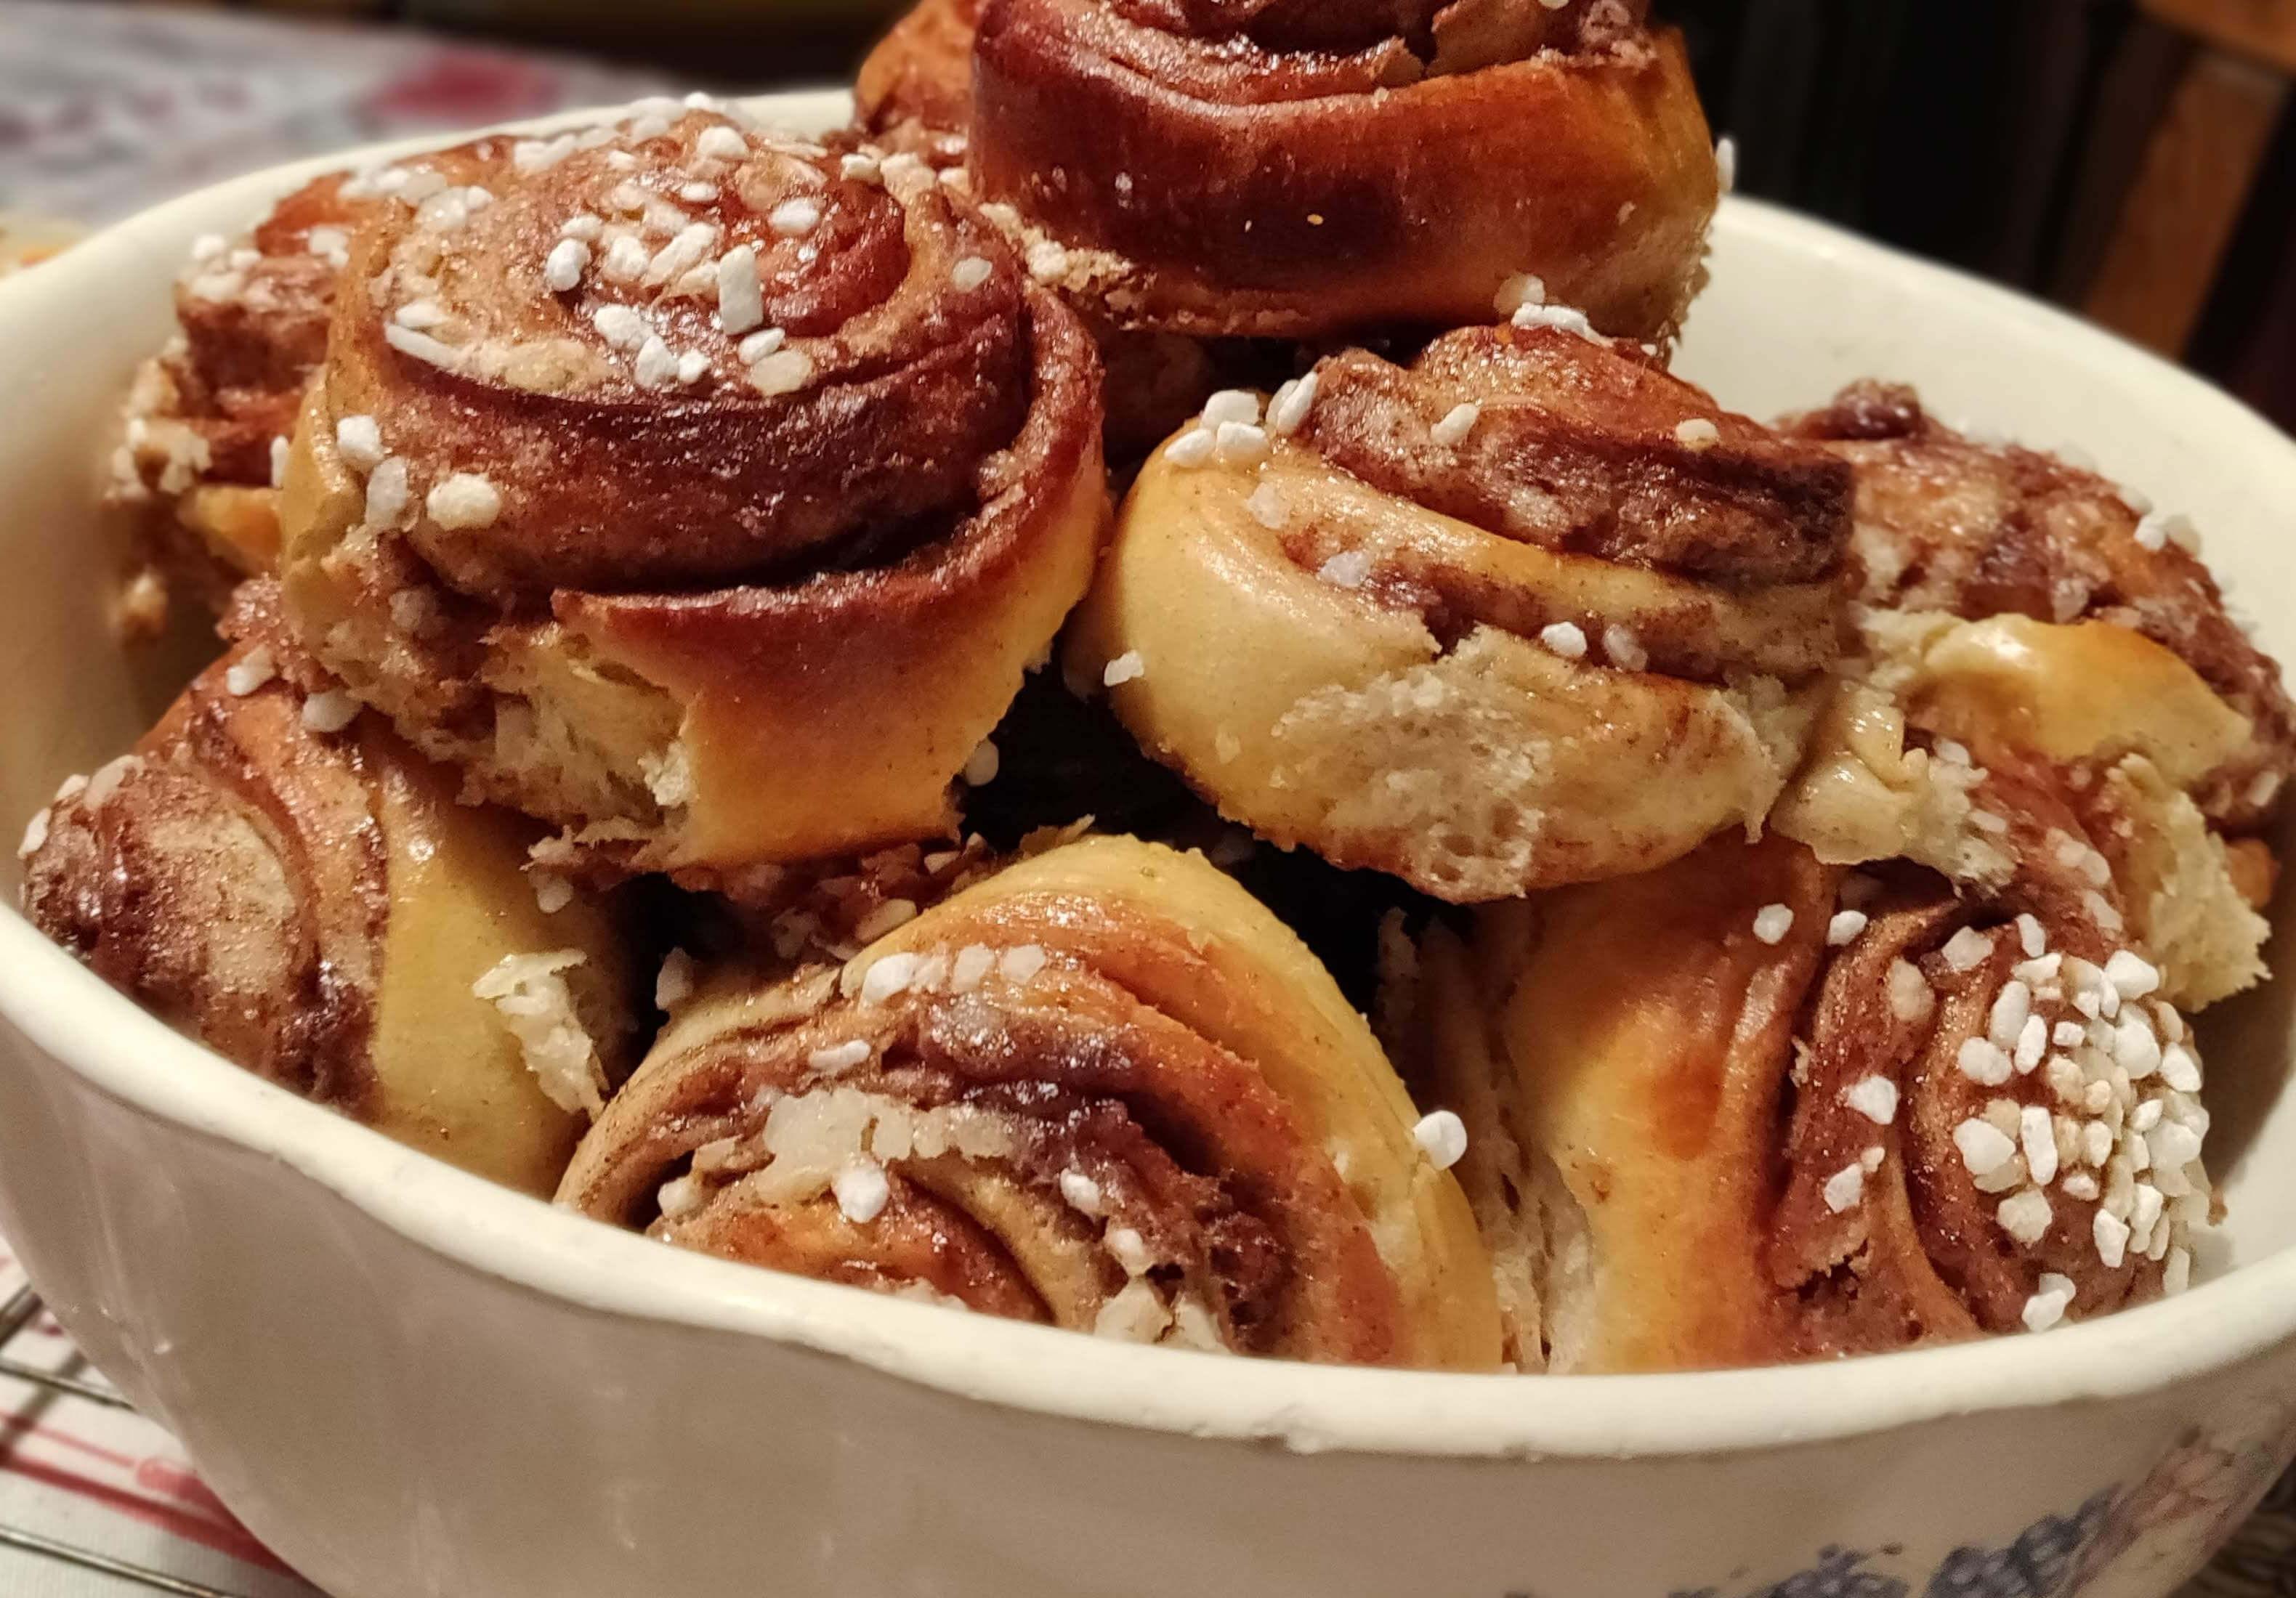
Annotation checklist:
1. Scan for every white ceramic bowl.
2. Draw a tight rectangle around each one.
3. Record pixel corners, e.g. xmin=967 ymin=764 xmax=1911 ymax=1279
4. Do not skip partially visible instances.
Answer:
xmin=3 ymin=93 xmax=2295 ymax=1598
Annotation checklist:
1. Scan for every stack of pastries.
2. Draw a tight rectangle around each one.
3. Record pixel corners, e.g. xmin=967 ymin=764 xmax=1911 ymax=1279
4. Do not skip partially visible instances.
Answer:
xmin=25 ymin=7 xmax=2290 ymax=1374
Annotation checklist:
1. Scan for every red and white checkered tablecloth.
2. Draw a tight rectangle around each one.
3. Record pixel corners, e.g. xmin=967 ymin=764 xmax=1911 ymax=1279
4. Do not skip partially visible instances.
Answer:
xmin=0 ymin=1240 xmax=320 ymax=1598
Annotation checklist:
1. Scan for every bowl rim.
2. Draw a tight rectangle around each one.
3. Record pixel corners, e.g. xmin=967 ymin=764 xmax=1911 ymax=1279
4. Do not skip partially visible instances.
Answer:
xmin=4 ymin=90 xmax=2296 ymax=1464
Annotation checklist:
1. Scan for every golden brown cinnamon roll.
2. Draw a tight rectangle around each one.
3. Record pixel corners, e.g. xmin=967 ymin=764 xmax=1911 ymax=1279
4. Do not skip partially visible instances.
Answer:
xmin=1406 ymin=814 xmax=2218 ymax=1374
xmin=18 ymin=585 xmax=637 ymax=1196
xmin=1771 ymin=386 xmax=2292 ymax=1007
xmin=856 ymin=0 xmax=982 ymax=164
xmin=862 ymin=0 xmax=1719 ymax=342
xmin=110 ymin=174 xmax=370 ymax=625
xmin=1786 ymin=383 xmax=2296 ymax=829
xmin=559 ymin=835 xmax=1502 ymax=1366
xmin=1778 ymin=615 xmax=2281 ymax=1010
xmin=1066 ymin=324 xmax=1854 ymax=901
xmin=275 ymin=107 xmax=1107 ymax=887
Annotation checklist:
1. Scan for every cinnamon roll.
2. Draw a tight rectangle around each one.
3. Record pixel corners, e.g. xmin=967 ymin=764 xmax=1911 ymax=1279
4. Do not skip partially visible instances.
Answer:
xmin=275 ymin=105 xmax=1107 ymax=887
xmin=1405 ymin=816 xmax=2218 ymax=1374
xmin=855 ymin=0 xmax=981 ymax=164
xmin=1066 ymin=323 xmax=1854 ymax=901
xmin=1786 ymin=383 xmax=2296 ymax=829
xmin=862 ymin=0 xmax=1720 ymax=343
xmin=559 ymin=835 xmax=1502 ymax=1366
xmin=18 ymin=584 xmax=637 ymax=1196
xmin=1773 ymin=385 xmax=2293 ymax=1007
xmin=110 ymin=174 xmax=369 ymax=625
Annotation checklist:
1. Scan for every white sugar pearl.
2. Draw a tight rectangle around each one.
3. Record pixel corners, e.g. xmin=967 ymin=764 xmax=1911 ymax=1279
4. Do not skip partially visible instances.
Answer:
xmin=1412 ymin=1111 xmax=1468 ymax=1170
xmin=543 ymin=238 xmax=590 ymax=293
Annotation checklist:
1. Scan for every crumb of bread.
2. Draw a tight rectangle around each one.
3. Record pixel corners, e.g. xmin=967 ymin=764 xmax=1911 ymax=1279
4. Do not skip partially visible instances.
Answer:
xmin=2098 ymin=756 xmax=2270 ymax=1007
xmin=473 ymin=951 xmax=607 ymax=1116
xmin=639 ymin=743 xmax=695 ymax=808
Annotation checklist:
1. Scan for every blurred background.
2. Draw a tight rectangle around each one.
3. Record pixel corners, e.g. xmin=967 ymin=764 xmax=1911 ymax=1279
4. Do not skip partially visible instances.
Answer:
xmin=1 ymin=0 xmax=2292 ymax=422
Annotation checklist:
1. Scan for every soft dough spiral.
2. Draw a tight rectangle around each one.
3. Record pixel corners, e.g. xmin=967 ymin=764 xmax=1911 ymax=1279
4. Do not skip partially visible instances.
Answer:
xmin=861 ymin=0 xmax=1719 ymax=341
xmin=1771 ymin=384 xmax=2292 ymax=1009
xmin=558 ymin=835 xmax=1501 ymax=1366
xmin=110 ymin=173 xmax=370 ymax=623
xmin=18 ymin=584 xmax=636 ymax=1196
xmin=277 ymin=106 xmax=1107 ymax=885
xmin=856 ymin=0 xmax=983 ymax=163
xmin=1406 ymin=810 xmax=2217 ymax=1374
xmin=1785 ymin=383 xmax=2296 ymax=830
xmin=1067 ymin=324 xmax=1854 ymax=901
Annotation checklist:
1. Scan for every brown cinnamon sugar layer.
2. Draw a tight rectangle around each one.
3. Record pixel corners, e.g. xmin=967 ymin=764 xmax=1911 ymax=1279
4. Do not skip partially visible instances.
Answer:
xmin=933 ymin=0 xmax=1713 ymax=338
xmin=856 ymin=0 xmax=985 ymax=159
xmin=25 ymin=588 xmax=389 ymax=1115
xmin=323 ymin=143 xmax=1033 ymax=599
xmin=559 ymin=836 xmax=1501 ymax=1366
xmin=1765 ymin=389 xmax=2286 ymax=1029
xmin=171 ymin=188 xmax=352 ymax=482
xmin=165 ymin=177 xmax=368 ymax=484
xmin=20 ymin=583 xmax=634 ymax=1196
xmin=1101 ymin=0 xmax=1646 ymax=61
xmin=277 ymin=107 xmax=1109 ymax=882
xmin=110 ymin=172 xmax=374 ymax=617
xmin=1771 ymin=765 xmax=2170 ymax=1357
xmin=861 ymin=0 xmax=1652 ymax=141
xmin=1068 ymin=325 xmax=1854 ymax=900
xmin=854 ymin=0 xmax=1689 ymax=438
xmin=1410 ymin=791 xmax=2212 ymax=1373
xmin=1787 ymin=382 xmax=2296 ymax=827
xmin=1305 ymin=328 xmax=1851 ymax=587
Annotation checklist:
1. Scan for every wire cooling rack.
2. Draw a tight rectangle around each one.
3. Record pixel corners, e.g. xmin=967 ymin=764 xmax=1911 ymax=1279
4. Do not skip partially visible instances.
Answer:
xmin=0 ymin=1286 xmax=252 ymax=1598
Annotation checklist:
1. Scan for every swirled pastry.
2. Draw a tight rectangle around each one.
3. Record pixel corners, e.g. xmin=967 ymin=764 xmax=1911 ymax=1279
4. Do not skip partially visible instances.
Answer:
xmin=1777 ymin=616 xmax=2280 ymax=1010
xmin=1067 ymin=324 xmax=1854 ymax=900
xmin=856 ymin=0 xmax=981 ymax=164
xmin=861 ymin=0 xmax=1720 ymax=342
xmin=275 ymin=107 xmax=1107 ymax=887
xmin=1405 ymin=817 xmax=2217 ymax=1374
xmin=110 ymin=174 xmax=369 ymax=625
xmin=559 ymin=835 xmax=1502 ymax=1366
xmin=1773 ymin=385 xmax=2292 ymax=1007
xmin=1785 ymin=383 xmax=2296 ymax=827
xmin=18 ymin=584 xmax=636 ymax=1196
